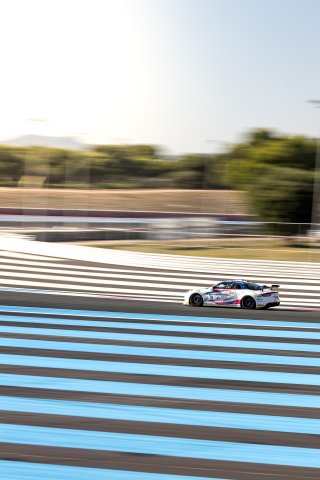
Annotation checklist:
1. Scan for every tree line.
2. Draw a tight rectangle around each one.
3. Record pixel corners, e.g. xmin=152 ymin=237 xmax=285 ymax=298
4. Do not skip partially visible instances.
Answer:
xmin=0 ymin=129 xmax=317 ymax=224
xmin=0 ymin=143 xmax=229 ymax=190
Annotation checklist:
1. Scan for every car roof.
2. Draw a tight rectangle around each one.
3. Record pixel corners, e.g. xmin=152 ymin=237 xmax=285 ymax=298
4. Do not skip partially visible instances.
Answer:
xmin=216 ymin=280 xmax=261 ymax=285
xmin=216 ymin=279 xmax=259 ymax=285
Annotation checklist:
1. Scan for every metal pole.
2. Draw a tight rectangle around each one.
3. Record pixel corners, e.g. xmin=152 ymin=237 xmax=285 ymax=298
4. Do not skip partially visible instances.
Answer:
xmin=308 ymin=100 xmax=320 ymax=235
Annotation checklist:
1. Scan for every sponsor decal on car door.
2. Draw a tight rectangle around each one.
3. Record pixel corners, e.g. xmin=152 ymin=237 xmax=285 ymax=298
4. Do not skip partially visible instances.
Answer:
xmin=209 ymin=289 xmax=236 ymax=305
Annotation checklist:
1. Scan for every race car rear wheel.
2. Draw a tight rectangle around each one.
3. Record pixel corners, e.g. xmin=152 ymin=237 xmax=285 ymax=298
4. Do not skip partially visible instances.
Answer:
xmin=241 ymin=296 xmax=256 ymax=309
xmin=189 ymin=293 xmax=203 ymax=307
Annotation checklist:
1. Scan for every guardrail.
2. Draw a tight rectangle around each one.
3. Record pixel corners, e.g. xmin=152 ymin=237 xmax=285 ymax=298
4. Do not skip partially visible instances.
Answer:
xmin=0 ymin=207 xmax=252 ymax=221
xmin=0 ymin=214 xmax=319 ymax=243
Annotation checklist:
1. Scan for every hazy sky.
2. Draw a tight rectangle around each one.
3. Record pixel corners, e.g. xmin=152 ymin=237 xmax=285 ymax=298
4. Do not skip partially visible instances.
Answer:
xmin=1 ymin=0 xmax=320 ymax=153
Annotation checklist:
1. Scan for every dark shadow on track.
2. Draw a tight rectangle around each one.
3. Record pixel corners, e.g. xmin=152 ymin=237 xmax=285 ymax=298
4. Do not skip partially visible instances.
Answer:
xmin=0 ymin=291 xmax=319 ymax=322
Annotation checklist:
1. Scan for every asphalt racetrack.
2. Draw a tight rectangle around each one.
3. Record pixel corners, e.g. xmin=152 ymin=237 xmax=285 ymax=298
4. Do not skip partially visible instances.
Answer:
xmin=2 ymin=290 xmax=320 ymax=319
xmin=0 ymin=291 xmax=319 ymax=480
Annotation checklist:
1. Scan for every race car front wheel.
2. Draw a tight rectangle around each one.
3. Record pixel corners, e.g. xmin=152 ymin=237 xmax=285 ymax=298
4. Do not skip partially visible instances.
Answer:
xmin=189 ymin=293 xmax=203 ymax=307
xmin=241 ymin=296 xmax=256 ymax=309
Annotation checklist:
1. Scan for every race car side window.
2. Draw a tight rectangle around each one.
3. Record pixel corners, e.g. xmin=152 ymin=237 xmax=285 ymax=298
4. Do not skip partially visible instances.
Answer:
xmin=247 ymin=283 xmax=262 ymax=290
xmin=215 ymin=282 xmax=234 ymax=289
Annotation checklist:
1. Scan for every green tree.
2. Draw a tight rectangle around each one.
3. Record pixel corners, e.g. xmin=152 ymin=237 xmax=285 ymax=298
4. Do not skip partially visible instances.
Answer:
xmin=227 ymin=129 xmax=316 ymax=224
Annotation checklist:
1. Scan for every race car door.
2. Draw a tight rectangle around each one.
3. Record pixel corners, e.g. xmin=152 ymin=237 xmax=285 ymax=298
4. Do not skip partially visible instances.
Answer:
xmin=208 ymin=281 xmax=237 ymax=306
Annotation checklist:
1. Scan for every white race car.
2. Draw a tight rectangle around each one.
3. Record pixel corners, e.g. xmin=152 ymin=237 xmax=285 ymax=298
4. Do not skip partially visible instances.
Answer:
xmin=183 ymin=280 xmax=280 ymax=309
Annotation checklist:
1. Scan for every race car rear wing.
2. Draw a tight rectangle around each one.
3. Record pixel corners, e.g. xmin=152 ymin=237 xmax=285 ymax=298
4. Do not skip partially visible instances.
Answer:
xmin=271 ymin=284 xmax=280 ymax=291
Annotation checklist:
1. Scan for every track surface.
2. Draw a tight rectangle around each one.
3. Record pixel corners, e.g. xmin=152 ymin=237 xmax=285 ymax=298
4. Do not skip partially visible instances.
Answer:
xmin=1 ymin=290 xmax=320 ymax=319
xmin=0 ymin=247 xmax=319 ymax=308
xmin=0 ymin=291 xmax=319 ymax=480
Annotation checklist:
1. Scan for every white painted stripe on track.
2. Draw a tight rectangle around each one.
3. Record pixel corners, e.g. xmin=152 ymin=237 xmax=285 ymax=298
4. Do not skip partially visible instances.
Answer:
xmin=0 ymin=283 xmax=319 ymax=308
xmin=0 ymin=250 xmax=65 ymax=261
xmin=0 ymin=270 xmax=196 ymax=289
xmin=0 ymin=238 xmax=319 ymax=272
xmin=109 ymin=249 xmax=320 ymax=265
xmin=276 ymin=292 xmax=320 ymax=298
xmin=1 ymin=263 xmax=320 ymax=288
xmin=0 ymin=238 xmax=318 ymax=308
xmin=0 ymin=280 xmax=318 ymax=306
xmin=0 ymin=278 xmax=184 ymax=295
xmin=0 ymin=257 xmax=319 ymax=282
xmin=88 ymin=250 xmax=320 ymax=268
xmin=1 ymin=270 xmax=320 ymax=298
xmin=1 ymin=255 xmax=320 ymax=280
xmin=0 ymin=287 xmax=179 ymax=303
xmin=277 ymin=298 xmax=320 ymax=306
